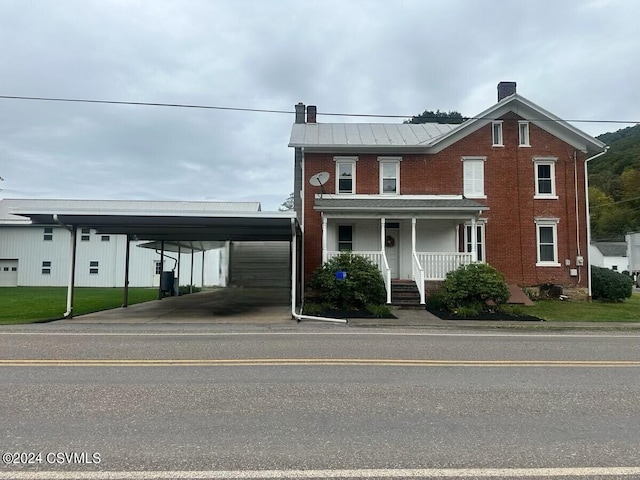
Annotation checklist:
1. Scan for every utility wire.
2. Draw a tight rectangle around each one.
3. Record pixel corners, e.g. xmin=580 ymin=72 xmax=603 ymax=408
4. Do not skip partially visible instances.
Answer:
xmin=0 ymin=94 xmax=638 ymax=125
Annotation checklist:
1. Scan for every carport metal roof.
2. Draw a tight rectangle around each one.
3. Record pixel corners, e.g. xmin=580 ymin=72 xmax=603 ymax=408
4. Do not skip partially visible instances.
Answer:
xmin=9 ymin=203 xmax=299 ymax=242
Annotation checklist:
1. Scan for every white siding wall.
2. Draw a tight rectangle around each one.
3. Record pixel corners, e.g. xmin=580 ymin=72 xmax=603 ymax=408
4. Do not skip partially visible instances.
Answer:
xmin=0 ymin=225 xmax=224 ymax=287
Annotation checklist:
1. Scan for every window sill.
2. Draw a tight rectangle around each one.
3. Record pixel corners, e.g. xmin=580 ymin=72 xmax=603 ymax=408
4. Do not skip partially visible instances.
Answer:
xmin=534 ymin=195 xmax=558 ymax=200
xmin=492 ymin=144 xmax=504 ymax=148
xmin=536 ymin=262 xmax=561 ymax=267
xmin=518 ymin=144 xmax=531 ymax=148
xmin=465 ymin=195 xmax=487 ymax=200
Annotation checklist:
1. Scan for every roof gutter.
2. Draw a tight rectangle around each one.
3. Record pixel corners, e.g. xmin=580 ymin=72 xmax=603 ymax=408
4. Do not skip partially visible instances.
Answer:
xmin=584 ymin=146 xmax=610 ymax=299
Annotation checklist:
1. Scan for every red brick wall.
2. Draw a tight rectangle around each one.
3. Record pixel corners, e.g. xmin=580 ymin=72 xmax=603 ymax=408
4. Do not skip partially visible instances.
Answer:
xmin=302 ymin=116 xmax=590 ymax=289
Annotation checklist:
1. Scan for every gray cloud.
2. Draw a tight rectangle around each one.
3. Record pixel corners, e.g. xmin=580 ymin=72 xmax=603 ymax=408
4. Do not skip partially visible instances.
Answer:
xmin=1 ymin=0 xmax=638 ymax=209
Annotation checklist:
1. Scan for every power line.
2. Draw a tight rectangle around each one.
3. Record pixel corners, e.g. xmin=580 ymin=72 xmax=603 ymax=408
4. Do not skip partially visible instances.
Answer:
xmin=0 ymin=94 xmax=639 ymax=125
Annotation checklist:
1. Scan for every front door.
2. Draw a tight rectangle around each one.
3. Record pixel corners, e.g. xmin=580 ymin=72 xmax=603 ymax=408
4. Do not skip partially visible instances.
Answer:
xmin=385 ymin=228 xmax=400 ymax=279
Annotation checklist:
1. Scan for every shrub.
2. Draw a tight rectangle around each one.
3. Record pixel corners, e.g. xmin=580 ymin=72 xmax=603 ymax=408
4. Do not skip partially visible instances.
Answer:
xmin=365 ymin=303 xmax=392 ymax=317
xmin=591 ymin=266 xmax=633 ymax=302
xmin=440 ymin=263 xmax=510 ymax=312
xmin=307 ymin=253 xmax=386 ymax=310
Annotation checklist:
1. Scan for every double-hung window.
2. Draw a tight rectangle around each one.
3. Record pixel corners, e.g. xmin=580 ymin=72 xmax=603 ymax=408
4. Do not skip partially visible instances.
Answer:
xmin=81 ymin=228 xmax=91 ymax=241
xmin=335 ymin=157 xmax=357 ymax=194
xmin=519 ymin=121 xmax=530 ymax=146
xmin=492 ymin=121 xmax=503 ymax=146
xmin=43 ymin=227 xmax=53 ymax=241
xmin=337 ymin=225 xmax=353 ymax=251
xmin=535 ymin=219 xmax=560 ymax=266
xmin=42 ymin=261 xmax=51 ymax=275
xmin=89 ymin=261 xmax=99 ymax=275
xmin=462 ymin=157 xmax=486 ymax=199
xmin=379 ymin=158 xmax=400 ymax=194
xmin=534 ymin=157 xmax=557 ymax=198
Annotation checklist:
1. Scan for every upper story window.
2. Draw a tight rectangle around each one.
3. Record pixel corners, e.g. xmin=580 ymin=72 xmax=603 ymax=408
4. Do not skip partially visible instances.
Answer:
xmin=462 ymin=157 xmax=486 ymax=198
xmin=534 ymin=157 xmax=558 ymax=199
xmin=43 ymin=227 xmax=53 ymax=241
xmin=335 ymin=156 xmax=357 ymax=194
xmin=379 ymin=157 xmax=401 ymax=194
xmin=535 ymin=218 xmax=560 ymax=266
xmin=492 ymin=121 xmax=503 ymax=146
xmin=101 ymin=235 xmax=110 ymax=242
xmin=81 ymin=228 xmax=91 ymax=241
xmin=519 ymin=121 xmax=530 ymax=146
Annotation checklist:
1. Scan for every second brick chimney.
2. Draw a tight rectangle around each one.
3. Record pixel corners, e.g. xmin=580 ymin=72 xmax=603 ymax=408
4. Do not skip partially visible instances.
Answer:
xmin=497 ymin=81 xmax=517 ymax=101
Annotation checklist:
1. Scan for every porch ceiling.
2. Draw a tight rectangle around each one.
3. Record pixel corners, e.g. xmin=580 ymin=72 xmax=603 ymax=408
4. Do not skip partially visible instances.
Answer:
xmin=314 ymin=195 xmax=488 ymax=217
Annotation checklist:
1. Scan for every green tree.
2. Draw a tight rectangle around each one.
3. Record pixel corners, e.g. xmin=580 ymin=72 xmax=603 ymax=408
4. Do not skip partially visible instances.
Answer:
xmin=278 ymin=192 xmax=294 ymax=211
xmin=404 ymin=109 xmax=466 ymax=124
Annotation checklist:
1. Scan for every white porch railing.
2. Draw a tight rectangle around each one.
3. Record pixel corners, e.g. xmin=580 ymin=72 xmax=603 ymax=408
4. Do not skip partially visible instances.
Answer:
xmin=326 ymin=251 xmax=392 ymax=304
xmin=416 ymin=252 xmax=474 ymax=280
xmin=411 ymin=252 xmax=426 ymax=304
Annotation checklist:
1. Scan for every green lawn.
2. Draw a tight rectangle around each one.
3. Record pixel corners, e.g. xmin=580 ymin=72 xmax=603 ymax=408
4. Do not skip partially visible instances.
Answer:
xmin=529 ymin=293 xmax=640 ymax=322
xmin=0 ymin=287 xmax=159 ymax=325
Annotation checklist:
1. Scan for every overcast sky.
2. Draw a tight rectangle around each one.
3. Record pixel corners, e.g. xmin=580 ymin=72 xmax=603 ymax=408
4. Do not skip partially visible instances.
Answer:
xmin=1 ymin=0 xmax=638 ymax=211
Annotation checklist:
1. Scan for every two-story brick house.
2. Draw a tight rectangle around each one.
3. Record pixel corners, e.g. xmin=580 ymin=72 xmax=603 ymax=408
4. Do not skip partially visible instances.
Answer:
xmin=289 ymin=82 xmax=607 ymax=303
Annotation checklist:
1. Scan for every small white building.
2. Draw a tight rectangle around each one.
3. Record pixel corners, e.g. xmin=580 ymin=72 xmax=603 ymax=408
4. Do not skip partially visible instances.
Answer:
xmin=0 ymin=199 xmax=263 ymax=288
xmin=589 ymin=242 xmax=628 ymax=273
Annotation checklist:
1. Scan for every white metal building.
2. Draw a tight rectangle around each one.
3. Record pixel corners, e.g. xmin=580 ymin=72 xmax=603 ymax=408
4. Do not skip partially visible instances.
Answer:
xmin=0 ymin=199 xmax=265 ymax=288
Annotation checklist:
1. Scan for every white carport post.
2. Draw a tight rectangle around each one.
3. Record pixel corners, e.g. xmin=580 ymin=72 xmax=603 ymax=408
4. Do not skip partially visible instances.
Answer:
xmin=190 ymin=246 xmax=194 ymax=294
xmin=123 ymin=234 xmax=131 ymax=307
xmin=291 ymin=218 xmax=297 ymax=316
xmin=380 ymin=217 xmax=386 ymax=256
xmin=201 ymin=250 xmax=205 ymax=288
xmin=64 ymin=225 xmax=77 ymax=318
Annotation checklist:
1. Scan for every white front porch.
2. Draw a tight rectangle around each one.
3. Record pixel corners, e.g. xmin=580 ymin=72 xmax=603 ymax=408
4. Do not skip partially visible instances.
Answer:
xmin=322 ymin=217 xmax=480 ymax=304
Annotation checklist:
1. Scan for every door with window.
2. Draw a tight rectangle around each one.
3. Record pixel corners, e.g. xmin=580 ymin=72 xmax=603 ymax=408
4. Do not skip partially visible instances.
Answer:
xmin=385 ymin=227 xmax=399 ymax=279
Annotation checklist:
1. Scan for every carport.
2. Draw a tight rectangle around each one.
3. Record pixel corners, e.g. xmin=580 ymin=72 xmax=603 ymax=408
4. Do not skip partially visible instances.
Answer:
xmin=11 ymin=205 xmax=302 ymax=319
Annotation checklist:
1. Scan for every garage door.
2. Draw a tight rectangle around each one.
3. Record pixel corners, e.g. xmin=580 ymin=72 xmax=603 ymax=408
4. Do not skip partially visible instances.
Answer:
xmin=0 ymin=259 xmax=18 ymax=287
xmin=229 ymin=242 xmax=290 ymax=303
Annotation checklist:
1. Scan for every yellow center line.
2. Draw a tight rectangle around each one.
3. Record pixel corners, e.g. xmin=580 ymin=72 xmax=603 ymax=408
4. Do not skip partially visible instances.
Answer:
xmin=0 ymin=359 xmax=639 ymax=367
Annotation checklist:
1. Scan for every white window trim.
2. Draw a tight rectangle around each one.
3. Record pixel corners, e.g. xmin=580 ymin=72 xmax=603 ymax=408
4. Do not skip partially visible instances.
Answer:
xmin=492 ymin=121 xmax=503 ymax=147
xmin=535 ymin=218 xmax=561 ymax=267
xmin=334 ymin=156 xmax=357 ymax=194
xmin=378 ymin=157 xmax=401 ymax=195
xmin=534 ymin=157 xmax=558 ymax=199
xmin=462 ymin=156 xmax=487 ymax=199
xmin=518 ymin=121 xmax=530 ymax=147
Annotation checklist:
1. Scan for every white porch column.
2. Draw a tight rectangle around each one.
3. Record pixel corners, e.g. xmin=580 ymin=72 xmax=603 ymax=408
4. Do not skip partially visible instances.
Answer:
xmin=411 ymin=218 xmax=417 ymax=254
xmin=321 ymin=214 xmax=328 ymax=263
xmin=470 ymin=216 xmax=477 ymax=262
xmin=380 ymin=217 xmax=386 ymax=255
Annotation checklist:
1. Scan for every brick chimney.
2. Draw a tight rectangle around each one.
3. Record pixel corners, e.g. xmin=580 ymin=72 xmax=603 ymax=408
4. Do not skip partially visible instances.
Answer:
xmin=306 ymin=105 xmax=317 ymax=124
xmin=497 ymin=81 xmax=517 ymax=101
xmin=295 ymin=102 xmax=305 ymax=124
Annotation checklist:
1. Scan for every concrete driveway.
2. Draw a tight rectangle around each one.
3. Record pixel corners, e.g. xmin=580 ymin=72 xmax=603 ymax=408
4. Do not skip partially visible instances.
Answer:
xmin=60 ymin=287 xmax=293 ymax=324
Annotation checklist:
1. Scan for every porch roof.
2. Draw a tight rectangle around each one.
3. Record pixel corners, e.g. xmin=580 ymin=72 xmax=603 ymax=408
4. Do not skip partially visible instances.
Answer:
xmin=314 ymin=195 xmax=488 ymax=216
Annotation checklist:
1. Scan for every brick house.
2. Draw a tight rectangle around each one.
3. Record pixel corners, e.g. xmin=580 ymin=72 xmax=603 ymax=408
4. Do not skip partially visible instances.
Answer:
xmin=289 ymin=82 xmax=607 ymax=303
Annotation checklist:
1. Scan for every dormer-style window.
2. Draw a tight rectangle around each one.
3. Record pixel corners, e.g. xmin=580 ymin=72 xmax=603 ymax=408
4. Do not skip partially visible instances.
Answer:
xmin=335 ymin=157 xmax=357 ymax=194
xmin=379 ymin=157 xmax=401 ymax=194
xmin=492 ymin=121 xmax=503 ymax=146
xmin=519 ymin=121 xmax=530 ymax=146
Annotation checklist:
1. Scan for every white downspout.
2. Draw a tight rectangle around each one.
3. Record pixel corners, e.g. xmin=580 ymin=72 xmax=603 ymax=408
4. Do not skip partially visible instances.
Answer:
xmin=54 ymin=214 xmax=77 ymax=318
xmin=584 ymin=146 xmax=610 ymax=299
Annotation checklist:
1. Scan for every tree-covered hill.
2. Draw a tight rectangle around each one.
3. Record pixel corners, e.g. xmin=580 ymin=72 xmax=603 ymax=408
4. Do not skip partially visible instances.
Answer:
xmin=589 ymin=124 xmax=640 ymax=241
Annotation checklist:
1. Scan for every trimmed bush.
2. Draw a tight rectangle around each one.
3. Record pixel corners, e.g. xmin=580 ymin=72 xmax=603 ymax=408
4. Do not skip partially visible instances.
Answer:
xmin=591 ymin=266 xmax=633 ymax=302
xmin=440 ymin=263 xmax=510 ymax=311
xmin=308 ymin=253 xmax=386 ymax=310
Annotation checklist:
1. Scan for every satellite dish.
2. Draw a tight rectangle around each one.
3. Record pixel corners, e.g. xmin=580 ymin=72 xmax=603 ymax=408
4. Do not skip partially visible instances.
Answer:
xmin=309 ymin=172 xmax=330 ymax=186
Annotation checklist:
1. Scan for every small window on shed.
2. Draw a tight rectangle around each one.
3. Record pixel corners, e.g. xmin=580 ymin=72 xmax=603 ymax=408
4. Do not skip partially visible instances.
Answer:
xmin=81 ymin=228 xmax=91 ymax=241
xmin=42 ymin=261 xmax=51 ymax=275
xmin=89 ymin=261 xmax=99 ymax=275
xmin=101 ymin=235 xmax=110 ymax=242
xmin=43 ymin=227 xmax=53 ymax=241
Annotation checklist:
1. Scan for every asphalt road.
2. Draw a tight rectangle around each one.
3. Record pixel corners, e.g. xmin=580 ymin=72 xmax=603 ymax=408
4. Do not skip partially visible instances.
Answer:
xmin=1 ymin=324 xmax=639 ymax=479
